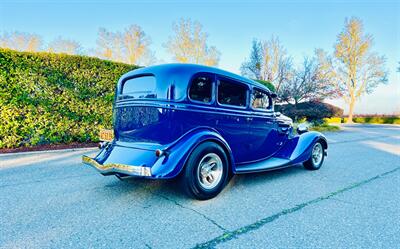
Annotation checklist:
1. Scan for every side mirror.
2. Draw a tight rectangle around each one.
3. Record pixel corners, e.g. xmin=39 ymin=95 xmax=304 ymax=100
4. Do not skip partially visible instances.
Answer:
xmin=297 ymin=123 xmax=309 ymax=134
xmin=275 ymin=111 xmax=281 ymax=117
xmin=270 ymin=93 xmax=278 ymax=98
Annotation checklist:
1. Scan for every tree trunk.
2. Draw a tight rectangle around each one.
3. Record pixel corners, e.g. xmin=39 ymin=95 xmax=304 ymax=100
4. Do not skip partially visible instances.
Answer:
xmin=347 ymin=99 xmax=355 ymax=123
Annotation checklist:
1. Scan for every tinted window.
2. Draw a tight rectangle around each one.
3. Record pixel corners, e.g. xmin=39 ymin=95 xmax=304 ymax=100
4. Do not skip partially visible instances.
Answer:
xmin=122 ymin=76 xmax=157 ymax=98
xmin=218 ymin=79 xmax=247 ymax=107
xmin=189 ymin=75 xmax=213 ymax=103
xmin=251 ymin=89 xmax=271 ymax=110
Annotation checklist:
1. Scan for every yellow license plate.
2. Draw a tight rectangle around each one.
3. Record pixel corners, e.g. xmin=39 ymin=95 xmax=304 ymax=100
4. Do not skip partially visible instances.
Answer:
xmin=99 ymin=129 xmax=114 ymax=142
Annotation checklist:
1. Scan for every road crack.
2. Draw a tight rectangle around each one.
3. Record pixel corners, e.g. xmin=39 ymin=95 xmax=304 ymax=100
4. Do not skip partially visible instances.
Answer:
xmin=155 ymin=193 xmax=228 ymax=232
xmin=193 ymin=166 xmax=400 ymax=249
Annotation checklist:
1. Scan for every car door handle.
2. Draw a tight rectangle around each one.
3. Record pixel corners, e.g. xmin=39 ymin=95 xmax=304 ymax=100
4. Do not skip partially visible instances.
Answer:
xmin=246 ymin=117 xmax=253 ymax=122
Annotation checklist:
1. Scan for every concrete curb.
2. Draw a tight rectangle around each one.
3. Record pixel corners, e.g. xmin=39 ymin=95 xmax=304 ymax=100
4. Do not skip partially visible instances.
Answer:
xmin=0 ymin=147 xmax=98 ymax=157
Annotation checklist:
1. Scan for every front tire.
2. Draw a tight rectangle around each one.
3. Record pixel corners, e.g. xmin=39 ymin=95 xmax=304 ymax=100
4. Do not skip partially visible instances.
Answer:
xmin=181 ymin=142 xmax=229 ymax=200
xmin=304 ymin=141 xmax=325 ymax=170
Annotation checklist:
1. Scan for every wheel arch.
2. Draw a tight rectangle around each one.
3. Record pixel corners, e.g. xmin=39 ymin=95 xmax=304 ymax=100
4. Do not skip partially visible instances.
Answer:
xmin=278 ymin=131 xmax=328 ymax=165
xmin=318 ymin=137 xmax=328 ymax=150
xmin=152 ymin=127 xmax=235 ymax=178
xmin=199 ymin=138 xmax=234 ymax=175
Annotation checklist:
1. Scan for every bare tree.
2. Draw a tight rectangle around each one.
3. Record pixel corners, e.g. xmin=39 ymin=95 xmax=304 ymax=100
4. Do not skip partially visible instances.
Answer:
xmin=47 ymin=37 xmax=82 ymax=55
xmin=165 ymin=18 xmax=221 ymax=66
xmin=96 ymin=25 xmax=154 ymax=65
xmin=319 ymin=18 xmax=387 ymax=123
xmin=0 ymin=31 xmax=42 ymax=52
xmin=279 ymin=55 xmax=337 ymax=106
xmin=240 ymin=40 xmax=263 ymax=80
xmin=203 ymin=46 xmax=220 ymax=67
xmin=96 ymin=28 xmax=116 ymax=60
xmin=261 ymin=37 xmax=292 ymax=91
xmin=122 ymin=25 xmax=152 ymax=65
xmin=241 ymin=37 xmax=291 ymax=91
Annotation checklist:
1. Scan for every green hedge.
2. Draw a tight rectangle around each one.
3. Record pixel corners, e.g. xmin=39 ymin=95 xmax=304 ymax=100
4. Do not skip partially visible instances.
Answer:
xmin=351 ymin=116 xmax=400 ymax=124
xmin=0 ymin=49 xmax=138 ymax=149
xmin=254 ymin=79 xmax=276 ymax=92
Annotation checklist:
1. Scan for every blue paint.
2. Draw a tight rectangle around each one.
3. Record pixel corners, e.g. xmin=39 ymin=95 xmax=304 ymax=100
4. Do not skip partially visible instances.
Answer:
xmin=84 ymin=64 xmax=327 ymax=178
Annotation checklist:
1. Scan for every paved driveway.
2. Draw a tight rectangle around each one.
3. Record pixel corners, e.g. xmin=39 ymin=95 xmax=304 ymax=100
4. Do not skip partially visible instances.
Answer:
xmin=0 ymin=124 xmax=399 ymax=248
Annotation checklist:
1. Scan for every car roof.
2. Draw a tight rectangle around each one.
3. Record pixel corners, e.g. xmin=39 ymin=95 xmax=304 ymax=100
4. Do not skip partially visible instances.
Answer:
xmin=120 ymin=63 xmax=271 ymax=93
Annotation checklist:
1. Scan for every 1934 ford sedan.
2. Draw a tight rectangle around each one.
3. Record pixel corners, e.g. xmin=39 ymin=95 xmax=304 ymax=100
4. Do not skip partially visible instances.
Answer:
xmin=83 ymin=64 xmax=327 ymax=200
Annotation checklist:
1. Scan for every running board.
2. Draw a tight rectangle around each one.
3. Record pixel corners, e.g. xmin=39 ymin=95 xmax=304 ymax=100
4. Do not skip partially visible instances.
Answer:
xmin=235 ymin=157 xmax=291 ymax=174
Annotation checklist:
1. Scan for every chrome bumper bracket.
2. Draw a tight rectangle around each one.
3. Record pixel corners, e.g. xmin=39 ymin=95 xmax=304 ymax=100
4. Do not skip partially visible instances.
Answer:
xmin=82 ymin=155 xmax=152 ymax=177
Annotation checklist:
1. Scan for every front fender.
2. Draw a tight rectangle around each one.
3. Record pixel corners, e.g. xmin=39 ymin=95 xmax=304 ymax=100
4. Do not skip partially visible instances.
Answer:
xmin=151 ymin=127 xmax=235 ymax=178
xmin=274 ymin=131 xmax=327 ymax=165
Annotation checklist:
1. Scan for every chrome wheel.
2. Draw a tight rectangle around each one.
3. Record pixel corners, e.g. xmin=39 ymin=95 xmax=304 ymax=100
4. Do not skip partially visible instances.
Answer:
xmin=197 ymin=153 xmax=223 ymax=190
xmin=312 ymin=143 xmax=323 ymax=166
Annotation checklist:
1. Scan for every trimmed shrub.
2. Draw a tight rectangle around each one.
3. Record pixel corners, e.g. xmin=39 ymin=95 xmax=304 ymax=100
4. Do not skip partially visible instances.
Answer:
xmin=254 ymin=79 xmax=276 ymax=92
xmin=0 ymin=49 xmax=138 ymax=148
xmin=324 ymin=117 xmax=342 ymax=123
xmin=343 ymin=116 xmax=400 ymax=124
xmin=325 ymin=115 xmax=400 ymax=124
xmin=275 ymin=101 xmax=344 ymax=124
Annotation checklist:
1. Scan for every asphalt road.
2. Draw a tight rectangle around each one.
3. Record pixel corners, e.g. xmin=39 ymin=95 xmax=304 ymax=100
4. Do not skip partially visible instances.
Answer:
xmin=1 ymin=124 xmax=399 ymax=249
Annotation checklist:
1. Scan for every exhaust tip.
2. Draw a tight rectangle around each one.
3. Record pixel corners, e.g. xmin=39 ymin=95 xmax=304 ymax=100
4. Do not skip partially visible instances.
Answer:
xmin=98 ymin=142 xmax=108 ymax=149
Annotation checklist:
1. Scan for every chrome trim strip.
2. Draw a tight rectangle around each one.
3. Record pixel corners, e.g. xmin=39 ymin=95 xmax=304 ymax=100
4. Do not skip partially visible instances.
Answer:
xmin=82 ymin=155 xmax=152 ymax=177
xmin=114 ymin=102 xmax=274 ymax=118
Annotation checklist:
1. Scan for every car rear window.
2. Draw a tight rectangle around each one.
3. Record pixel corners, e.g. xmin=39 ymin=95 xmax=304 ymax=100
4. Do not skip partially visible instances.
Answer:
xmin=189 ymin=75 xmax=213 ymax=103
xmin=121 ymin=76 xmax=157 ymax=98
xmin=218 ymin=78 xmax=247 ymax=107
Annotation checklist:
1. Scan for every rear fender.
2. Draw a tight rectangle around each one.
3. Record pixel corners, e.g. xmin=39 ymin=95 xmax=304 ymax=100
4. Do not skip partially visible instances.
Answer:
xmin=151 ymin=127 xmax=235 ymax=178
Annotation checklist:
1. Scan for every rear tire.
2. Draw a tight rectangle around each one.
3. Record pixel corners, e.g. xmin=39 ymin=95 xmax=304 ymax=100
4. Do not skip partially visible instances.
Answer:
xmin=304 ymin=141 xmax=325 ymax=170
xmin=181 ymin=142 xmax=229 ymax=200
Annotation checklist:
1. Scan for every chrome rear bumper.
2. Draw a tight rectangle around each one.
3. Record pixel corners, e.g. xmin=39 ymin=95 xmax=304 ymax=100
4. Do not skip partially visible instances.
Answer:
xmin=82 ymin=155 xmax=152 ymax=177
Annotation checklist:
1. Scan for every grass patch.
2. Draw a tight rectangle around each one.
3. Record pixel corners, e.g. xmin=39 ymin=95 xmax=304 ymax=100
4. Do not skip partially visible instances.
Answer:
xmin=310 ymin=123 xmax=340 ymax=132
xmin=293 ymin=122 xmax=341 ymax=133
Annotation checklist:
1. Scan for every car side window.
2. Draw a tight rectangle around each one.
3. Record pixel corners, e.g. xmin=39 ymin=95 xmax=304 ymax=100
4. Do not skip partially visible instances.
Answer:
xmin=217 ymin=78 xmax=247 ymax=107
xmin=251 ymin=89 xmax=271 ymax=110
xmin=189 ymin=75 xmax=213 ymax=103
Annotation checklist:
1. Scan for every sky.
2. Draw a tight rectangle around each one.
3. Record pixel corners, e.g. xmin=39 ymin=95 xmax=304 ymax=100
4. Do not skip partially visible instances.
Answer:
xmin=1 ymin=0 xmax=399 ymax=114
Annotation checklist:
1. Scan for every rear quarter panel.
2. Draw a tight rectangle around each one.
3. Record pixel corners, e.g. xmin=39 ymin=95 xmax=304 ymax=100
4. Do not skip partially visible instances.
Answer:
xmin=151 ymin=127 xmax=235 ymax=178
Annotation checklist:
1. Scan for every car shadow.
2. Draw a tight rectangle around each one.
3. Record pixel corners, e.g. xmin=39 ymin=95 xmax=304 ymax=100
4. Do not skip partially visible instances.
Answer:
xmin=100 ymin=164 xmax=308 ymax=202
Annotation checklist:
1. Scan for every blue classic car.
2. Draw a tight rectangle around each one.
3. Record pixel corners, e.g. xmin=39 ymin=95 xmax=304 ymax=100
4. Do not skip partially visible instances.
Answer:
xmin=83 ymin=64 xmax=327 ymax=199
